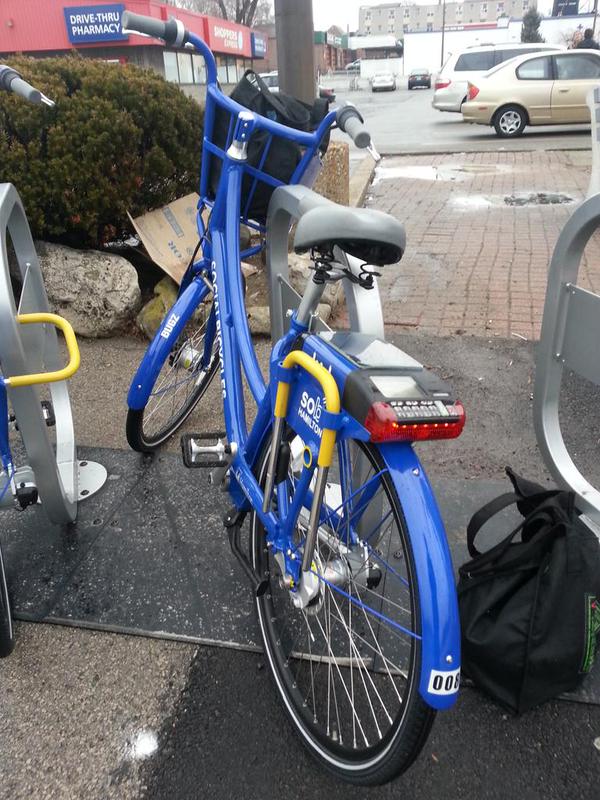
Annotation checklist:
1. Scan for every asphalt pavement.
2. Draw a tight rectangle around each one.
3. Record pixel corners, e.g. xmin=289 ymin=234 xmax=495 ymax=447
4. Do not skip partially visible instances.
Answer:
xmin=330 ymin=77 xmax=592 ymax=156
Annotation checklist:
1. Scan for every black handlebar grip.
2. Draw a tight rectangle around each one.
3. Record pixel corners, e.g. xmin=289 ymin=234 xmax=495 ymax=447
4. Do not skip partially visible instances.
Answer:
xmin=121 ymin=11 xmax=187 ymax=46
xmin=336 ymin=103 xmax=371 ymax=149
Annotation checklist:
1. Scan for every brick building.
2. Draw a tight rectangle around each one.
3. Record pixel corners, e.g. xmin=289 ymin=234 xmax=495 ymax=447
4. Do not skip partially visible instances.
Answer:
xmin=359 ymin=0 xmax=534 ymax=35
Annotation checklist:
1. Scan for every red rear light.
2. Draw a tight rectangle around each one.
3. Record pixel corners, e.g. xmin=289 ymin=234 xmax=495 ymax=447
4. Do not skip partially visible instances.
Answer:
xmin=468 ymin=83 xmax=479 ymax=101
xmin=435 ymin=79 xmax=451 ymax=90
xmin=365 ymin=401 xmax=466 ymax=443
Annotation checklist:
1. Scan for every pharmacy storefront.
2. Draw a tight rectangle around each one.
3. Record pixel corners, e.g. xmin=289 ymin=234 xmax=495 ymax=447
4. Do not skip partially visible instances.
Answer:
xmin=0 ymin=0 xmax=267 ymax=89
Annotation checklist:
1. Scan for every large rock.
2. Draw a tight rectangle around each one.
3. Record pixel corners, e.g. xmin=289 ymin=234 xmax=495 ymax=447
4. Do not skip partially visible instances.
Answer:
xmin=36 ymin=242 xmax=141 ymax=338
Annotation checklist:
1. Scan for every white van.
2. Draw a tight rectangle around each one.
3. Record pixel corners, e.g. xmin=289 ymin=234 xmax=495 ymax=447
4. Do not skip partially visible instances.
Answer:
xmin=432 ymin=42 xmax=564 ymax=112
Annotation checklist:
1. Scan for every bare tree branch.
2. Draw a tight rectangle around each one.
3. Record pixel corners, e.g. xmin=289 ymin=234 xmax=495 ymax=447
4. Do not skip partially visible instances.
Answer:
xmin=166 ymin=0 xmax=272 ymax=25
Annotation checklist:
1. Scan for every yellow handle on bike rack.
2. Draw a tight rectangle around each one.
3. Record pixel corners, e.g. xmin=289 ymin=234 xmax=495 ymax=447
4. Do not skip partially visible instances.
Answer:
xmin=5 ymin=313 xmax=80 ymax=388
xmin=274 ymin=350 xmax=340 ymax=469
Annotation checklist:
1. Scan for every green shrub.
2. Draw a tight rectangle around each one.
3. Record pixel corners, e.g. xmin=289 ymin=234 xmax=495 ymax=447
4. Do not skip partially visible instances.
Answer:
xmin=0 ymin=56 xmax=203 ymax=247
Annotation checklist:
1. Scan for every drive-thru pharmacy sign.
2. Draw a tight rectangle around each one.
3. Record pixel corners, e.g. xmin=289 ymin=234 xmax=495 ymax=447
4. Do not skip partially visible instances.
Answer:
xmin=64 ymin=4 xmax=128 ymax=44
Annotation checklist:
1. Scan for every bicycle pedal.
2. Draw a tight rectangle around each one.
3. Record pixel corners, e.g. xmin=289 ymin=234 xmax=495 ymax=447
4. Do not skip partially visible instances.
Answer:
xmin=41 ymin=400 xmax=56 ymax=427
xmin=181 ymin=432 xmax=230 ymax=469
xmin=9 ymin=401 xmax=55 ymax=431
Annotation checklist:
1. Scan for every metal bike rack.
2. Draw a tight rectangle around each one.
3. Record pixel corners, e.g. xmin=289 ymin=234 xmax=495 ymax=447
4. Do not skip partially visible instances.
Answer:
xmin=266 ymin=184 xmax=385 ymax=341
xmin=0 ymin=183 xmax=106 ymax=524
xmin=534 ymin=193 xmax=600 ymax=525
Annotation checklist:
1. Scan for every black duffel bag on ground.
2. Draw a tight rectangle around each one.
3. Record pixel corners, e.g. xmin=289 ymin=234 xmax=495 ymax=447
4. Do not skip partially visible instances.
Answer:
xmin=457 ymin=467 xmax=600 ymax=714
xmin=209 ymin=70 xmax=330 ymax=223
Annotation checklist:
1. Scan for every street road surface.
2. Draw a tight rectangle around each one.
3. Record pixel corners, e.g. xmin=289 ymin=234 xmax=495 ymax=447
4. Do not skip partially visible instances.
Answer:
xmin=330 ymin=78 xmax=592 ymax=156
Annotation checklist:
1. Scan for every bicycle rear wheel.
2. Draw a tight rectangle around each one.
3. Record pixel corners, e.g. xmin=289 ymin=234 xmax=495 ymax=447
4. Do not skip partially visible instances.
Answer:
xmin=126 ymin=292 xmax=219 ymax=452
xmin=250 ymin=436 xmax=434 ymax=785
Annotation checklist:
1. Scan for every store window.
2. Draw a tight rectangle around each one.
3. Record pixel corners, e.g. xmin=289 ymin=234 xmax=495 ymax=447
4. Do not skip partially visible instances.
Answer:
xmin=192 ymin=54 xmax=206 ymax=84
xmin=217 ymin=56 xmax=228 ymax=83
xmin=177 ymin=51 xmax=194 ymax=83
xmin=226 ymin=56 xmax=238 ymax=83
xmin=163 ymin=51 xmax=179 ymax=82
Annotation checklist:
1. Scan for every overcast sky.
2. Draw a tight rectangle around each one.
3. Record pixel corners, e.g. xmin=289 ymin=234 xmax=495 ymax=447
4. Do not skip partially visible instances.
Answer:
xmin=312 ymin=0 xmax=556 ymax=32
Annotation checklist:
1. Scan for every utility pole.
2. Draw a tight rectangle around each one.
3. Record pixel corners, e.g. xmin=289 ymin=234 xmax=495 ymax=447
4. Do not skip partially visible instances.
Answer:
xmin=274 ymin=0 xmax=316 ymax=104
xmin=440 ymin=0 xmax=447 ymax=67
xmin=593 ymin=0 xmax=598 ymax=38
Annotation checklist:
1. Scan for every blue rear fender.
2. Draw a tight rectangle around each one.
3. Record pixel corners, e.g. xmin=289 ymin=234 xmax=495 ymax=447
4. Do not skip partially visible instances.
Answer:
xmin=378 ymin=442 xmax=461 ymax=710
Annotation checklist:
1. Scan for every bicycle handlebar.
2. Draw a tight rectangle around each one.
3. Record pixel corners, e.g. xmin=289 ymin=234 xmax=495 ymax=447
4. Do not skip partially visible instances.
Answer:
xmin=120 ymin=12 xmax=374 ymax=152
xmin=121 ymin=10 xmax=187 ymax=47
xmin=336 ymin=103 xmax=371 ymax=149
xmin=0 ymin=65 xmax=54 ymax=106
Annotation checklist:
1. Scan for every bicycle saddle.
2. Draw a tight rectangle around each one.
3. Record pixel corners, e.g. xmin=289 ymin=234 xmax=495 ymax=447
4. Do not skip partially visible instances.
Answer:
xmin=293 ymin=205 xmax=405 ymax=266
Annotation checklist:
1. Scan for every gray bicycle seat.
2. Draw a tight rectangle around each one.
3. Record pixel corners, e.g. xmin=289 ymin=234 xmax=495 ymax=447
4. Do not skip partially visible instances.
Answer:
xmin=293 ymin=205 xmax=405 ymax=266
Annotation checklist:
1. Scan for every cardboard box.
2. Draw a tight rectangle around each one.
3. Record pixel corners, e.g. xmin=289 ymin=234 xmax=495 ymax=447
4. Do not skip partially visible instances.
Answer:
xmin=128 ymin=193 xmax=201 ymax=285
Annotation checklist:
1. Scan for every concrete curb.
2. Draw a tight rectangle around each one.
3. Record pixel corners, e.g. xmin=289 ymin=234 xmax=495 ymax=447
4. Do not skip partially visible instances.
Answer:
xmin=349 ymin=155 xmax=376 ymax=207
xmin=378 ymin=143 xmax=592 ymax=157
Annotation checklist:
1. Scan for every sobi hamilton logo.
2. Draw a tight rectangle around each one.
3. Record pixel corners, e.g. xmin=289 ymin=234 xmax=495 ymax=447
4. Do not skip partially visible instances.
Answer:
xmin=298 ymin=391 xmax=323 ymax=438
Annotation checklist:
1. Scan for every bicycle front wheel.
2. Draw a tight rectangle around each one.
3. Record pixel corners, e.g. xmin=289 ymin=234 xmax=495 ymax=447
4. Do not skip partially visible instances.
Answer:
xmin=126 ymin=291 xmax=219 ymax=452
xmin=250 ymin=437 xmax=435 ymax=785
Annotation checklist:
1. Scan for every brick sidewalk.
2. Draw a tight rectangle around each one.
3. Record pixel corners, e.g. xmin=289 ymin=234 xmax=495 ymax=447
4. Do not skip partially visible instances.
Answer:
xmin=344 ymin=150 xmax=595 ymax=339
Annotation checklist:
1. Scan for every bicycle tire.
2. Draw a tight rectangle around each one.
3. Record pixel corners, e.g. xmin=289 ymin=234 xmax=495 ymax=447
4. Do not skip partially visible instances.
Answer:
xmin=250 ymin=436 xmax=435 ymax=784
xmin=0 ymin=543 xmax=15 ymax=658
xmin=126 ymin=294 xmax=219 ymax=452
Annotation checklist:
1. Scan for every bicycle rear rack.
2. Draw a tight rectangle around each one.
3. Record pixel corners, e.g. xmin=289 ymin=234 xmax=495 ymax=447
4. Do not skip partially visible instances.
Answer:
xmin=534 ymin=193 xmax=600 ymax=525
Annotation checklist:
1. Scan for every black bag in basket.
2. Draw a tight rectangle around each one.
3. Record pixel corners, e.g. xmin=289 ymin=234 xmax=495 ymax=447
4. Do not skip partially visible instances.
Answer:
xmin=457 ymin=467 xmax=600 ymax=714
xmin=209 ymin=70 xmax=330 ymax=222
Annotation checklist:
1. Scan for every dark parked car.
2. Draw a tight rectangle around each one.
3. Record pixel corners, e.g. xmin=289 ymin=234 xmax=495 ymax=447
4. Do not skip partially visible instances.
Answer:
xmin=408 ymin=68 xmax=432 ymax=90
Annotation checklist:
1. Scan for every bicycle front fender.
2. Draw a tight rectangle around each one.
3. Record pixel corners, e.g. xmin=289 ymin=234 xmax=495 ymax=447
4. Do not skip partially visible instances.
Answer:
xmin=127 ymin=278 xmax=211 ymax=411
xmin=378 ymin=442 xmax=461 ymax=711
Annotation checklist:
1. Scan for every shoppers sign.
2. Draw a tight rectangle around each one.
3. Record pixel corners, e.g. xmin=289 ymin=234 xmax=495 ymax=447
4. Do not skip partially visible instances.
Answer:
xmin=64 ymin=3 xmax=127 ymax=44
xmin=251 ymin=32 xmax=267 ymax=58
xmin=204 ymin=17 xmax=251 ymax=57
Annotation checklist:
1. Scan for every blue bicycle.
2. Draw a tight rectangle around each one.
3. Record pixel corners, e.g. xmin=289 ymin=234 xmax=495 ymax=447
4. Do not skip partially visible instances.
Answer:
xmin=124 ymin=12 xmax=465 ymax=784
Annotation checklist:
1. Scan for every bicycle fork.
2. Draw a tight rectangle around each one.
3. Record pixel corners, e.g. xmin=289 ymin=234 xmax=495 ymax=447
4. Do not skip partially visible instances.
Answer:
xmin=262 ymin=351 xmax=342 ymax=605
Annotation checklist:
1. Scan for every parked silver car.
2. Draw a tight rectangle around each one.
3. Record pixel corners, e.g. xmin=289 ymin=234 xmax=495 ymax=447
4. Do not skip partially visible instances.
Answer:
xmin=371 ymin=72 xmax=397 ymax=92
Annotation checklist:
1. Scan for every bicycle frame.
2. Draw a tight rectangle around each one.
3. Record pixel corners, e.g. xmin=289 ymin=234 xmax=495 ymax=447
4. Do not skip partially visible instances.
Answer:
xmin=129 ymin=30 xmax=461 ymax=711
